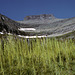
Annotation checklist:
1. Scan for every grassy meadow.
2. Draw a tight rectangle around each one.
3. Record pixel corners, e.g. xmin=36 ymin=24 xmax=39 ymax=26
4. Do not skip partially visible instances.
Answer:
xmin=0 ymin=35 xmax=75 ymax=75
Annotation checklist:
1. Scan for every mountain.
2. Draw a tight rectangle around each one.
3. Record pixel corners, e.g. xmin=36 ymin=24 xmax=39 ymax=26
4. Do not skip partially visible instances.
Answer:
xmin=24 ymin=14 xmax=55 ymax=20
xmin=0 ymin=13 xmax=75 ymax=38
xmin=18 ymin=14 xmax=75 ymax=38
xmin=0 ymin=14 xmax=30 ymax=35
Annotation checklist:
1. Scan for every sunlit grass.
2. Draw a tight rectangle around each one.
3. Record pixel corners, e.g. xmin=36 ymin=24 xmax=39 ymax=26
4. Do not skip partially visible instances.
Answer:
xmin=0 ymin=36 xmax=75 ymax=75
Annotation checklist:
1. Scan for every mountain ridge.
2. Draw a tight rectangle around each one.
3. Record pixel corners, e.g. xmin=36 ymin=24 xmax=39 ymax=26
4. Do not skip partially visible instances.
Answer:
xmin=0 ymin=13 xmax=75 ymax=39
xmin=24 ymin=14 xmax=56 ymax=20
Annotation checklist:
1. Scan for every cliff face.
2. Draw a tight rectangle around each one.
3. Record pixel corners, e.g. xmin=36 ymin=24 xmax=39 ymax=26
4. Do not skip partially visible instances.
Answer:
xmin=0 ymin=14 xmax=26 ymax=35
xmin=0 ymin=14 xmax=35 ymax=36
xmin=24 ymin=14 xmax=55 ymax=20
xmin=0 ymin=14 xmax=18 ymax=33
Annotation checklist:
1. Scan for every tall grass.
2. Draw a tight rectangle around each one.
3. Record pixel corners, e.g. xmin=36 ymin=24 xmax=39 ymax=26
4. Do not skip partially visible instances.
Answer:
xmin=0 ymin=36 xmax=75 ymax=75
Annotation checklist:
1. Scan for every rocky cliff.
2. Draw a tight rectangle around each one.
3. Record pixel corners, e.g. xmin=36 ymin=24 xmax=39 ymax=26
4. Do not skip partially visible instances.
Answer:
xmin=0 ymin=14 xmax=19 ymax=33
xmin=24 ymin=14 xmax=55 ymax=20
xmin=0 ymin=14 xmax=29 ymax=35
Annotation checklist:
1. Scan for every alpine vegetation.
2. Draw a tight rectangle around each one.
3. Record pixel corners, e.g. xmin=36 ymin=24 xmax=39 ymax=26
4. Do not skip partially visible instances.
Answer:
xmin=0 ymin=36 xmax=75 ymax=75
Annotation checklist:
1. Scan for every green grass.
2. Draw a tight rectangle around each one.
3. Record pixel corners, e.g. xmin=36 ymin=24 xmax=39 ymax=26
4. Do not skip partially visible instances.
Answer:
xmin=0 ymin=36 xmax=75 ymax=75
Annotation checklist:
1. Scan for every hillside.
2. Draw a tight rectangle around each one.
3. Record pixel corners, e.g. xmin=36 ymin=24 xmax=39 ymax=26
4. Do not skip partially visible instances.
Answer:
xmin=0 ymin=14 xmax=31 ymax=36
xmin=0 ymin=13 xmax=75 ymax=38
xmin=18 ymin=14 xmax=75 ymax=38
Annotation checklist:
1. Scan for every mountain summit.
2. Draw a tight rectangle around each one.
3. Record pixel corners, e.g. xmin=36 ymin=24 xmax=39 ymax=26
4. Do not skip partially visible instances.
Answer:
xmin=24 ymin=14 xmax=55 ymax=20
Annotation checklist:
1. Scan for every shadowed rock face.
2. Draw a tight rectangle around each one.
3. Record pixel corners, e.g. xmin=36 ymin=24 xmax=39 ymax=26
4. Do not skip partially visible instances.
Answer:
xmin=0 ymin=14 xmax=18 ymax=33
xmin=0 ymin=14 xmax=28 ymax=35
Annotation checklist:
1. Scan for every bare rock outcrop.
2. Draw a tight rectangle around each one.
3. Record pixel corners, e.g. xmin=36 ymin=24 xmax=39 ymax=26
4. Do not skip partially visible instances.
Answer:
xmin=24 ymin=14 xmax=55 ymax=20
xmin=0 ymin=14 xmax=29 ymax=35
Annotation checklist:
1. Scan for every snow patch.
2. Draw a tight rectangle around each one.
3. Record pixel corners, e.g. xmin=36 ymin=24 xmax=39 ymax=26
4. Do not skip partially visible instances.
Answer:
xmin=0 ymin=32 xmax=4 ymax=34
xmin=8 ymin=33 xmax=12 ymax=35
xmin=18 ymin=35 xmax=46 ymax=38
xmin=18 ymin=28 xmax=36 ymax=31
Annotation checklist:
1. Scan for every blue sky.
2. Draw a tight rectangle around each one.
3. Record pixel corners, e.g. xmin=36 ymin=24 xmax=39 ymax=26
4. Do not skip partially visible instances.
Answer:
xmin=0 ymin=0 xmax=75 ymax=21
